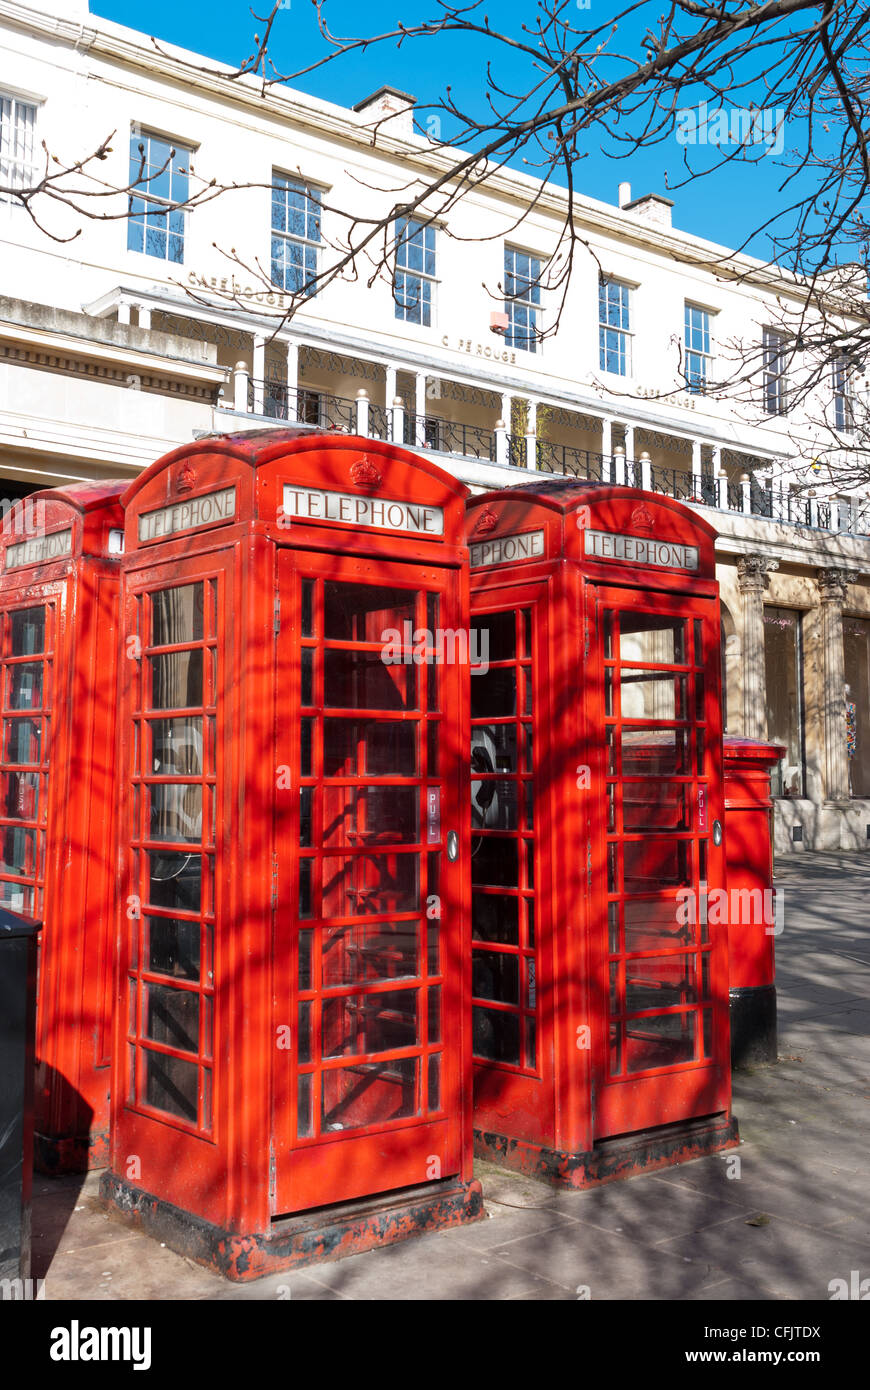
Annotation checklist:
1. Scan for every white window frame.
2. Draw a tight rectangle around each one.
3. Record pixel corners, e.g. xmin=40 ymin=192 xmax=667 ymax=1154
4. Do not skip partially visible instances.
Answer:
xmin=684 ymin=302 xmax=714 ymax=395
xmin=832 ymin=356 xmax=855 ymax=434
xmin=599 ymin=276 xmax=633 ymax=376
xmin=504 ymin=244 xmax=543 ymax=354
xmin=0 ymin=94 xmax=38 ymax=204
xmin=271 ymin=173 xmax=323 ymax=297
xmin=127 ymin=128 xmax=193 ymax=264
xmin=394 ymin=217 xmax=437 ymax=327
xmin=762 ymin=327 xmax=789 ymax=416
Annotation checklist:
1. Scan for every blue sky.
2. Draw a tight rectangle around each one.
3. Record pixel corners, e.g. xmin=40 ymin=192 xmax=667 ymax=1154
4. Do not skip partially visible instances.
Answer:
xmin=91 ymin=0 xmax=819 ymax=263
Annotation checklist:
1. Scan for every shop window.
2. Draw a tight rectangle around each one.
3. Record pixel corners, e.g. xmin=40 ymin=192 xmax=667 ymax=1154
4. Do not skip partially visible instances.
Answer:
xmin=844 ymin=617 xmax=870 ymax=797
xmin=763 ymin=607 xmax=805 ymax=796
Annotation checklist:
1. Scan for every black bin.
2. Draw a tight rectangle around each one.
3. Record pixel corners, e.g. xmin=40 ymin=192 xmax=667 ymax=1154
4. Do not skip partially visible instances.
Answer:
xmin=0 ymin=909 xmax=40 ymax=1284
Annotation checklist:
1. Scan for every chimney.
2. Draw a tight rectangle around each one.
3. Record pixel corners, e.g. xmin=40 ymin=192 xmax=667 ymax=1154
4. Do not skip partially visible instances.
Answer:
xmin=622 ymin=192 xmax=674 ymax=229
xmin=618 ymin=182 xmax=632 ymax=209
xmin=352 ymin=86 xmax=417 ymax=139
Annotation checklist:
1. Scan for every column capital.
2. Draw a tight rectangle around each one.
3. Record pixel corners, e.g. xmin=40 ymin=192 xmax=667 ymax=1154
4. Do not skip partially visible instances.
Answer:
xmin=817 ymin=567 xmax=860 ymax=603
xmin=737 ymin=553 xmax=778 ymax=593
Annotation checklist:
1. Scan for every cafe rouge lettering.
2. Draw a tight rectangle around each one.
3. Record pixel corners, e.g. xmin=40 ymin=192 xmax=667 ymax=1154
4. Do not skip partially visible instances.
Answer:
xmin=441 ymin=335 xmax=517 ymax=364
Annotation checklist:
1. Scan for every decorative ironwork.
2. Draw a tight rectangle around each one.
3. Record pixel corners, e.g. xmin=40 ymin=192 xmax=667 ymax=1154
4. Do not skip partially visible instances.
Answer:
xmin=535 ymin=440 xmax=607 ymax=480
xmin=299 ymin=346 xmax=385 ymax=383
xmin=151 ymin=311 xmax=251 ymax=352
xmin=638 ymin=429 xmax=693 ymax=456
xmin=543 ymin=406 xmax=600 ymax=433
xmin=402 ymin=413 xmax=495 ymax=460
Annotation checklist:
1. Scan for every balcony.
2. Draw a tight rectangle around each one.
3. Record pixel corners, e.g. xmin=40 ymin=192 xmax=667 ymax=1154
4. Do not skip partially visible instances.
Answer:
xmin=233 ymin=372 xmax=870 ymax=541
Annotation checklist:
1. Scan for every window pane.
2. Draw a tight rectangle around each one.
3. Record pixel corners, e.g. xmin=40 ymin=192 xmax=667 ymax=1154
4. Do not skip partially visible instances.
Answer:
xmin=145 ymin=981 xmax=199 ymax=1054
xmin=150 ymin=651 xmax=203 ymax=710
xmin=7 ymin=663 xmax=42 ymax=710
xmin=147 ymin=915 xmax=200 ymax=981
xmin=322 ymin=1058 xmax=418 ymax=1129
xmin=763 ymin=607 xmax=804 ymax=796
xmin=147 ymin=851 xmax=201 ymax=913
xmin=624 ymin=955 xmax=696 ymax=1012
xmin=144 ymin=1049 xmax=198 ymax=1123
xmin=626 ymin=1012 xmax=696 ymax=1073
xmin=152 ymin=584 xmax=204 ymax=645
xmin=321 ymin=852 xmax=419 ymax=917
xmin=10 ymin=608 xmax=44 ymax=656
xmin=0 ymin=770 xmax=39 ymax=820
xmin=473 ymin=1005 xmax=520 ymax=1064
xmin=323 ymin=719 xmax=416 ymax=776
xmin=150 ymin=718 xmax=203 ymax=775
xmin=322 ymin=921 xmax=419 ymax=987
xmin=4 ymin=718 xmax=40 ymax=764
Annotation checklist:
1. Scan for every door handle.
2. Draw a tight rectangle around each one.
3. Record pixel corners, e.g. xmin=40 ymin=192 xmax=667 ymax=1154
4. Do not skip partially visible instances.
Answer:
xmin=447 ymin=831 xmax=459 ymax=861
xmin=712 ymin=819 xmax=723 ymax=846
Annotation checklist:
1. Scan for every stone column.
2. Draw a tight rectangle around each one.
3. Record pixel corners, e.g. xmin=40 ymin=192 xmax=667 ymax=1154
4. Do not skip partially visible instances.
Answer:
xmin=816 ymin=568 xmax=859 ymax=801
xmin=251 ymin=335 xmax=265 ymax=415
xmin=737 ymin=554 xmax=779 ymax=740
xmin=285 ymin=341 xmax=299 ymax=422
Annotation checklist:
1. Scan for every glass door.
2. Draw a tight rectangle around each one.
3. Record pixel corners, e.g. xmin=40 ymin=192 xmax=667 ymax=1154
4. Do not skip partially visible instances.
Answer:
xmin=588 ymin=585 xmax=729 ymax=1139
xmin=273 ymin=550 xmax=465 ymax=1213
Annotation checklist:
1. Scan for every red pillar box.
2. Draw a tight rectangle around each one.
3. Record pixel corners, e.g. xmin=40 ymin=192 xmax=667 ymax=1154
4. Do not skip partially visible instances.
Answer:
xmin=0 ymin=483 xmax=126 ymax=1172
xmin=466 ymin=481 xmax=738 ymax=1187
xmin=723 ymin=737 xmax=785 ymax=1066
xmin=100 ymin=429 xmax=483 ymax=1279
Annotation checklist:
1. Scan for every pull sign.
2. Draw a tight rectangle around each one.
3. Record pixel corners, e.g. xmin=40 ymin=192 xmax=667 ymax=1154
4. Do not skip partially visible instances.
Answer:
xmin=712 ymin=819 xmax=723 ymax=847
xmin=447 ymin=831 xmax=459 ymax=862
xmin=697 ymin=786 xmax=708 ymax=832
xmin=426 ymin=787 xmax=441 ymax=845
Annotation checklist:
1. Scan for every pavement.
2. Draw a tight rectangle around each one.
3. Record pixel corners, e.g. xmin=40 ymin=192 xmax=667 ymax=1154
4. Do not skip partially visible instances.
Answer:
xmin=31 ymin=852 xmax=870 ymax=1301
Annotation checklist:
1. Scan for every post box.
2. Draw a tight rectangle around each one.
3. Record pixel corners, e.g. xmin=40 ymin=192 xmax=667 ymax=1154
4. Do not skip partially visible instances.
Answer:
xmin=466 ymin=480 xmax=738 ymax=1186
xmin=100 ymin=428 xmax=482 ymax=1278
xmin=0 ymin=483 xmax=125 ymax=1173
xmin=723 ymin=737 xmax=785 ymax=1066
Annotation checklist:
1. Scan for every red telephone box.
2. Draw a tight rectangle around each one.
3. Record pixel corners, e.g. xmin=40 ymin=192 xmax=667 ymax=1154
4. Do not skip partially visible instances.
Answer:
xmin=0 ymin=482 xmax=125 ymax=1172
xmin=466 ymin=481 xmax=738 ymax=1186
xmin=723 ymin=737 xmax=784 ymax=1066
xmin=101 ymin=429 xmax=482 ymax=1278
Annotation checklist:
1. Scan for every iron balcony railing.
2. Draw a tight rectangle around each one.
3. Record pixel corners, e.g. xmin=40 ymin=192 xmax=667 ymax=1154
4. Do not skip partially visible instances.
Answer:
xmin=241 ymin=382 xmax=868 ymax=538
xmin=402 ymin=413 xmax=496 ymax=460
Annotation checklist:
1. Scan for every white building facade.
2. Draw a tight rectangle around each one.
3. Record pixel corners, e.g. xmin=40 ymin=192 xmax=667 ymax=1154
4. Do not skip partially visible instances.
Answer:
xmin=2 ymin=0 xmax=870 ymax=850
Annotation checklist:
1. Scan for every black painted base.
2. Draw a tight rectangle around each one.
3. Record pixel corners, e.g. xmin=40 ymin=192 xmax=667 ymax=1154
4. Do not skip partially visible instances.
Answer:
xmin=730 ymin=984 xmax=777 ymax=1067
xmin=475 ymin=1111 xmax=740 ymax=1189
xmin=99 ymin=1171 xmax=485 ymax=1281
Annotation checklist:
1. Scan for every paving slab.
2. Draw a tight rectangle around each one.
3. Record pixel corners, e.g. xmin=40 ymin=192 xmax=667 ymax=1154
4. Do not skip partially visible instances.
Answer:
xmin=31 ymin=850 xmax=870 ymax=1301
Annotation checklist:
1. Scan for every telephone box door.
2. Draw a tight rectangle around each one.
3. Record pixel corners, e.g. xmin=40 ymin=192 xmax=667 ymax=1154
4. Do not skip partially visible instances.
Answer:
xmin=588 ymin=584 xmax=729 ymax=1138
xmin=273 ymin=550 xmax=466 ymax=1213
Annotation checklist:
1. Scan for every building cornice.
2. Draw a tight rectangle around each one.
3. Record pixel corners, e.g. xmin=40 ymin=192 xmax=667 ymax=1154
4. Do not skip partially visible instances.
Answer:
xmin=3 ymin=0 xmax=864 ymax=320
